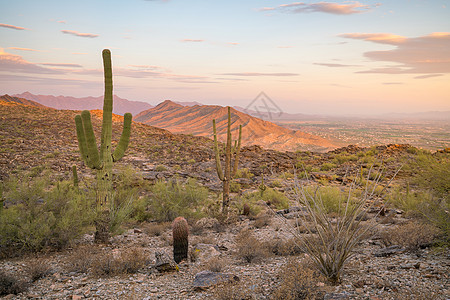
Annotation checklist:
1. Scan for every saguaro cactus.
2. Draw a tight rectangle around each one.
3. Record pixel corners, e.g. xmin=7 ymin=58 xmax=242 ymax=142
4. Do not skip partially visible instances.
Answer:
xmin=72 ymin=165 xmax=79 ymax=189
xmin=172 ymin=217 xmax=189 ymax=263
xmin=75 ymin=49 xmax=132 ymax=243
xmin=212 ymin=106 xmax=242 ymax=212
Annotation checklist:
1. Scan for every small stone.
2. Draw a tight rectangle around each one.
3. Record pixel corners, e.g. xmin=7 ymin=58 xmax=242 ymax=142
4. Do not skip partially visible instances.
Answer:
xmin=72 ymin=295 xmax=83 ymax=300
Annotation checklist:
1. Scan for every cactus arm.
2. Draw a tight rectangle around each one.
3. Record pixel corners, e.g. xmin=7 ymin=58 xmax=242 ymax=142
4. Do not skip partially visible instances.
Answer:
xmin=75 ymin=114 xmax=89 ymax=165
xmin=231 ymin=124 xmax=242 ymax=177
xmin=100 ymin=49 xmax=113 ymax=162
xmin=72 ymin=165 xmax=79 ymax=188
xmin=112 ymin=112 xmax=132 ymax=162
xmin=81 ymin=110 xmax=101 ymax=169
xmin=212 ymin=119 xmax=224 ymax=181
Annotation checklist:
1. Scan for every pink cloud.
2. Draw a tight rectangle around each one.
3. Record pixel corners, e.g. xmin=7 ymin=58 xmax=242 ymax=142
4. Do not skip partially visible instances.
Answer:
xmin=0 ymin=23 xmax=28 ymax=30
xmin=0 ymin=48 xmax=62 ymax=74
xmin=314 ymin=62 xmax=359 ymax=67
xmin=220 ymin=72 xmax=299 ymax=76
xmin=40 ymin=63 xmax=83 ymax=68
xmin=61 ymin=30 xmax=99 ymax=38
xmin=341 ymin=32 xmax=450 ymax=74
xmin=9 ymin=47 xmax=39 ymax=52
xmin=261 ymin=1 xmax=375 ymax=15
xmin=414 ymin=74 xmax=443 ymax=79
xmin=181 ymin=39 xmax=204 ymax=42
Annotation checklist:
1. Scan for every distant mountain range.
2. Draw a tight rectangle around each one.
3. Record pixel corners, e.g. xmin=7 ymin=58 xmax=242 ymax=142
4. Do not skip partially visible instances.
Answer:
xmin=135 ymin=100 xmax=336 ymax=152
xmin=12 ymin=92 xmax=153 ymax=116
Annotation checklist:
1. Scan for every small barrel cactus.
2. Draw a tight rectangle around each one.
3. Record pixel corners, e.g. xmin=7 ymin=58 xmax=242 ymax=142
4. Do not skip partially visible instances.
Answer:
xmin=172 ymin=217 xmax=189 ymax=263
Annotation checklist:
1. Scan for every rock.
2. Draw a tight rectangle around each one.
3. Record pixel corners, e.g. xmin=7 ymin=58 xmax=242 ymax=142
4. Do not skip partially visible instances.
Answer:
xmin=192 ymin=243 xmax=221 ymax=262
xmin=193 ymin=271 xmax=239 ymax=290
xmin=72 ymin=295 xmax=83 ymax=300
xmin=154 ymin=251 xmax=178 ymax=273
xmin=373 ymin=245 xmax=405 ymax=257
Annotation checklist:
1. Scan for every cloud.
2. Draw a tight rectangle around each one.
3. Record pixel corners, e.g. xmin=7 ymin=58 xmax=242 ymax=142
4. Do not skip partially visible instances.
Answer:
xmin=383 ymin=82 xmax=403 ymax=85
xmin=40 ymin=63 xmax=83 ymax=68
xmin=220 ymin=72 xmax=299 ymax=76
xmin=314 ymin=62 xmax=359 ymax=67
xmin=71 ymin=52 xmax=88 ymax=55
xmin=61 ymin=30 xmax=99 ymax=38
xmin=338 ymin=33 xmax=406 ymax=45
xmin=261 ymin=1 xmax=375 ymax=15
xmin=181 ymin=39 xmax=204 ymax=42
xmin=9 ymin=47 xmax=39 ymax=52
xmin=228 ymin=42 xmax=239 ymax=45
xmin=414 ymin=74 xmax=443 ymax=79
xmin=128 ymin=64 xmax=163 ymax=70
xmin=0 ymin=48 xmax=63 ymax=74
xmin=340 ymin=32 xmax=450 ymax=74
xmin=278 ymin=46 xmax=294 ymax=48
xmin=57 ymin=20 xmax=66 ymax=24
xmin=0 ymin=23 xmax=28 ymax=30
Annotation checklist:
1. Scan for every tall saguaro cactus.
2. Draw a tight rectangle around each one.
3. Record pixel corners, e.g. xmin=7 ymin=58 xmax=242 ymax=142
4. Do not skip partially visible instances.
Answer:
xmin=75 ymin=49 xmax=132 ymax=243
xmin=212 ymin=106 xmax=242 ymax=212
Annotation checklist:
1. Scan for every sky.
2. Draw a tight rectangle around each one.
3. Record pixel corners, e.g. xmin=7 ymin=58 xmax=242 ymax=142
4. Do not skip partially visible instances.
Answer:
xmin=0 ymin=0 xmax=449 ymax=115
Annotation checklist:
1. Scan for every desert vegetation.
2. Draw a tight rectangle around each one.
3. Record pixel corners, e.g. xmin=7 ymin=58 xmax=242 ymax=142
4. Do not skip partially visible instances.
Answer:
xmin=0 ymin=51 xmax=448 ymax=299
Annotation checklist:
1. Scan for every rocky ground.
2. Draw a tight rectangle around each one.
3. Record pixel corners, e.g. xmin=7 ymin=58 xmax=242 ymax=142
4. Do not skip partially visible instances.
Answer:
xmin=1 ymin=208 xmax=449 ymax=299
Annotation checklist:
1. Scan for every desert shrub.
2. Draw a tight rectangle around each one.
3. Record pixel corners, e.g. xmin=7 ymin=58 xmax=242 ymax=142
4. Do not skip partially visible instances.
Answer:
xmin=143 ymin=222 xmax=169 ymax=237
xmin=254 ymin=211 xmax=272 ymax=228
xmin=234 ymin=168 xmax=254 ymax=179
xmin=147 ymin=178 xmax=208 ymax=222
xmin=408 ymin=151 xmax=449 ymax=199
xmin=0 ymin=270 xmax=29 ymax=296
xmin=270 ymin=179 xmax=282 ymax=188
xmin=242 ymin=188 xmax=289 ymax=210
xmin=230 ymin=181 xmax=241 ymax=193
xmin=333 ymin=152 xmax=358 ymax=165
xmin=65 ymin=245 xmax=97 ymax=273
xmin=91 ymin=247 xmax=147 ymax=277
xmin=213 ymin=281 xmax=256 ymax=300
xmin=27 ymin=259 xmax=53 ymax=282
xmin=271 ymin=259 xmax=323 ymax=300
xmin=264 ymin=238 xmax=302 ymax=256
xmin=380 ymin=221 xmax=440 ymax=251
xmin=235 ymin=229 xmax=269 ymax=263
xmin=0 ymin=172 xmax=94 ymax=256
xmin=303 ymin=185 xmax=356 ymax=215
xmin=155 ymin=165 xmax=167 ymax=172
xmin=320 ymin=162 xmax=336 ymax=171
xmin=387 ymin=187 xmax=449 ymax=243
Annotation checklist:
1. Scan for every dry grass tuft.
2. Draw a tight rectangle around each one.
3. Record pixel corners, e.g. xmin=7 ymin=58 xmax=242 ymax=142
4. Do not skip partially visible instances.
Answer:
xmin=65 ymin=245 xmax=98 ymax=273
xmin=380 ymin=221 xmax=440 ymax=251
xmin=0 ymin=270 xmax=29 ymax=296
xmin=91 ymin=247 xmax=147 ymax=277
xmin=143 ymin=222 xmax=169 ymax=237
xmin=27 ymin=258 xmax=52 ymax=282
xmin=271 ymin=258 xmax=323 ymax=300
xmin=235 ymin=229 xmax=269 ymax=263
xmin=202 ymin=256 xmax=227 ymax=272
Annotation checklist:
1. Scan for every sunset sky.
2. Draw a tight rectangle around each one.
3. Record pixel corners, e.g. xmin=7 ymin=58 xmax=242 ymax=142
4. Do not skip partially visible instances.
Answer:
xmin=1 ymin=0 xmax=449 ymax=115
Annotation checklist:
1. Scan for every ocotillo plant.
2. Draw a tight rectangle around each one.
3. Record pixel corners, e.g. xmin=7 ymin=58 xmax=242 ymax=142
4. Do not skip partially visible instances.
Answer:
xmin=212 ymin=106 xmax=242 ymax=212
xmin=172 ymin=216 xmax=189 ymax=263
xmin=75 ymin=49 xmax=132 ymax=243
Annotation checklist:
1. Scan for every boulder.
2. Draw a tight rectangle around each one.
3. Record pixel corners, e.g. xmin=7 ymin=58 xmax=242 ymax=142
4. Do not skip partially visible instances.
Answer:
xmin=193 ymin=271 xmax=239 ymax=290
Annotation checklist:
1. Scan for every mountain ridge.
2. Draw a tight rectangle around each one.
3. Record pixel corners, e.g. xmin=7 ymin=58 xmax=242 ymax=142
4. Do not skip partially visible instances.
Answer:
xmin=12 ymin=92 xmax=153 ymax=116
xmin=135 ymin=100 xmax=336 ymax=152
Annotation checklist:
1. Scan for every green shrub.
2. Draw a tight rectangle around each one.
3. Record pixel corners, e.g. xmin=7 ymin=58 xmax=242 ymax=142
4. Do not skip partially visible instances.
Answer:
xmin=147 ymin=178 xmax=208 ymax=222
xmin=234 ymin=168 xmax=254 ymax=179
xmin=155 ymin=165 xmax=167 ymax=172
xmin=242 ymin=188 xmax=289 ymax=210
xmin=0 ymin=172 xmax=94 ymax=256
xmin=230 ymin=181 xmax=241 ymax=193
xmin=320 ymin=162 xmax=336 ymax=171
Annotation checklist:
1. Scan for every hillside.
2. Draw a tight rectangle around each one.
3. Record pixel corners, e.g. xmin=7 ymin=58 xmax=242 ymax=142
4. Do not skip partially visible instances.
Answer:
xmin=13 ymin=92 xmax=153 ymax=116
xmin=135 ymin=100 xmax=336 ymax=152
xmin=0 ymin=94 xmax=47 ymax=108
